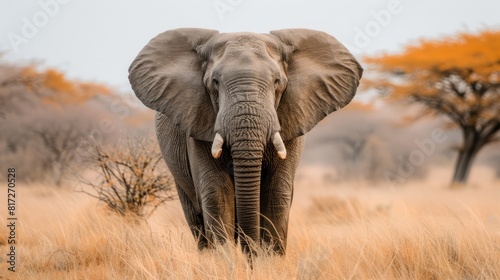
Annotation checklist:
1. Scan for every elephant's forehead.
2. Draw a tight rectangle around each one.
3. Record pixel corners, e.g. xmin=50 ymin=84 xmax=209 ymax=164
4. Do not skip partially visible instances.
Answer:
xmin=217 ymin=32 xmax=271 ymax=42
xmin=212 ymin=33 xmax=281 ymax=59
xmin=214 ymin=33 xmax=279 ymax=50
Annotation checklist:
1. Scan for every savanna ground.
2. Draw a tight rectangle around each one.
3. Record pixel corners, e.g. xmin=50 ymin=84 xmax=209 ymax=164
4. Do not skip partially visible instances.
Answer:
xmin=1 ymin=166 xmax=499 ymax=280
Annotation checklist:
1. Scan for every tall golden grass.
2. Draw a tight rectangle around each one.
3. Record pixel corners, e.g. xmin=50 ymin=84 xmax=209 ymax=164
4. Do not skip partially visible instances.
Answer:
xmin=1 ymin=169 xmax=499 ymax=279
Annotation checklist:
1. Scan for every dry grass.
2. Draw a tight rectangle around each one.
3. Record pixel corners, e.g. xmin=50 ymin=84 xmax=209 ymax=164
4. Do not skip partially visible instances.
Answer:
xmin=1 ymin=170 xmax=500 ymax=279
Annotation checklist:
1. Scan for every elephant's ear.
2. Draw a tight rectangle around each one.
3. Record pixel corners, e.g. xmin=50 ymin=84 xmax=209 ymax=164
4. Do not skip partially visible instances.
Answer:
xmin=129 ymin=28 xmax=219 ymax=141
xmin=270 ymin=29 xmax=363 ymax=140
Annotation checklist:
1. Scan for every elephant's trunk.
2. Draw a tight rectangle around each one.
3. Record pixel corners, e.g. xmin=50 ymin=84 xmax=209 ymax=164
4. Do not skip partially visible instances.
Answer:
xmin=231 ymin=144 xmax=264 ymax=253
xmin=221 ymin=98 xmax=270 ymax=253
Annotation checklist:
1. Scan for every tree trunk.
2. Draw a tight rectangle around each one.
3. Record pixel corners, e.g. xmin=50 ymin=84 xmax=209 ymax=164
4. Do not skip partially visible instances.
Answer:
xmin=451 ymin=128 xmax=481 ymax=185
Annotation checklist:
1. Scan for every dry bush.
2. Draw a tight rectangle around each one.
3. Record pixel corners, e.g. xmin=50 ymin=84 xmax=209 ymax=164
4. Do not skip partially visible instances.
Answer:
xmin=303 ymin=103 xmax=443 ymax=183
xmin=0 ymin=107 xmax=92 ymax=186
xmin=81 ymin=136 xmax=176 ymax=217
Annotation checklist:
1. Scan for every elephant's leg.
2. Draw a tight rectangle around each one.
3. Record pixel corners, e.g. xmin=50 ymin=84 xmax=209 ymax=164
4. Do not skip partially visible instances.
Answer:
xmin=188 ymin=138 xmax=235 ymax=247
xmin=260 ymin=136 xmax=305 ymax=254
xmin=155 ymin=113 xmax=207 ymax=249
xmin=175 ymin=183 xmax=208 ymax=250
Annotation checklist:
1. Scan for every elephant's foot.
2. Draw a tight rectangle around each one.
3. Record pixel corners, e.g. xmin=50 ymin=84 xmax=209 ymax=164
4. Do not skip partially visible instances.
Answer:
xmin=196 ymin=235 xmax=209 ymax=251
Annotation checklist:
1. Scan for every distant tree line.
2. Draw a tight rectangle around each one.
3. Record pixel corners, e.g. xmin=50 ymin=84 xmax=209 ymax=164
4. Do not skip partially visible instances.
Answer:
xmin=0 ymin=61 xmax=154 ymax=186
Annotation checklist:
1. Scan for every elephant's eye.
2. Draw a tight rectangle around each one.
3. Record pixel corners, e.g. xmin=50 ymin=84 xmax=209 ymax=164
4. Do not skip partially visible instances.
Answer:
xmin=275 ymin=78 xmax=285 ymax=91
xmin=212 ymin=78 xmax=219 ymax=88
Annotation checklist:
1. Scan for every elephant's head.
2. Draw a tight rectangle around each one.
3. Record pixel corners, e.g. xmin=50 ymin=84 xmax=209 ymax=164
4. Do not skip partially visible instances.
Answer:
xmin=129 ymin=28 xmax=362 ymax=251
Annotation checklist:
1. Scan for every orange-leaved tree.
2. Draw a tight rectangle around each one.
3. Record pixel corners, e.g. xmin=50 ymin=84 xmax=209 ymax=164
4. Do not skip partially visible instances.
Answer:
xmin=20 ymin=66 xmax=111 ymax=104
xmin=1 ymin=63 xmax=111 ymax=115
xmin=365 ymin=30 xmax=500 ymax=185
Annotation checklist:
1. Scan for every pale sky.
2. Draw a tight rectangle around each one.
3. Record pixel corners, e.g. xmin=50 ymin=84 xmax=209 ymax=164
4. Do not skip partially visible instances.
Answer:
xmin=1 ymin=0 xmax=499 ymax=91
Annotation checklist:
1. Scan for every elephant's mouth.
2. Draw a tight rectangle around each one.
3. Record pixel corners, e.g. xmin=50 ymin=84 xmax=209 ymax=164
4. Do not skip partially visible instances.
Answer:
xmin=210 ymin=132 xmax=286 ymax=160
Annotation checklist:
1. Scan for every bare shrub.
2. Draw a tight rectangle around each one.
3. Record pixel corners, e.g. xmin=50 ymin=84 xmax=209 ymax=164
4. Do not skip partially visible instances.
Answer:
xmin=303 ymin=102 xmax=448 ymax=184
xmin=81 ymin=136 xmax=175 ymax=217
xmin=0 ymin=105 xmax=98 ymax=186
xmin=30 ymin=113 xmax=92 ymax=186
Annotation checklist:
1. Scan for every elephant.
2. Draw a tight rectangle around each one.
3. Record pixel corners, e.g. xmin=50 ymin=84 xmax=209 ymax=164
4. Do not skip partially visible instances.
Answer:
xmin=128 ymin=28 xmax=362 ymax=255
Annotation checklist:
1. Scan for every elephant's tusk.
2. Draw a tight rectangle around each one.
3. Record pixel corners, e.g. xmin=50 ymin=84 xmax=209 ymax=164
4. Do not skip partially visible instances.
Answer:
xmin=272 ymin=132 xmax=287 ymax=160
xmin=211 ymin=133 xmax=224 ymax=158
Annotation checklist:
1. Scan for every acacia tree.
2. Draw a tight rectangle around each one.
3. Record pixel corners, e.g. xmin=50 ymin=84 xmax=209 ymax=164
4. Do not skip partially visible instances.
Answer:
xmin=365 ymin=30 xmax=500 ymax=185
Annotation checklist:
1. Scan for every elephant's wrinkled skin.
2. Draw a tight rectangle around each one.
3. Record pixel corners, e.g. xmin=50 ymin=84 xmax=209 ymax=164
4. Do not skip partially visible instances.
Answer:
xmin=129 ymin=28 xmax=362 ymax=254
